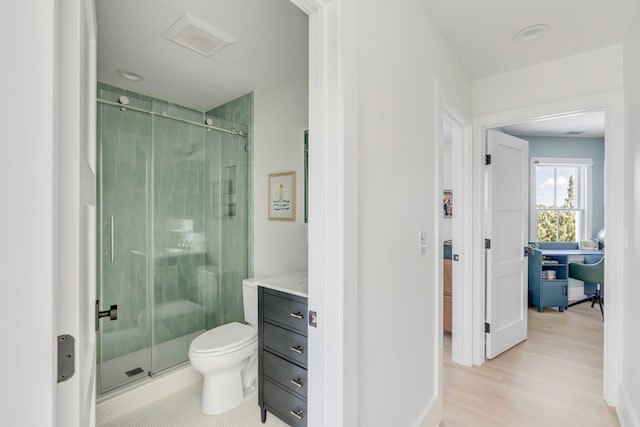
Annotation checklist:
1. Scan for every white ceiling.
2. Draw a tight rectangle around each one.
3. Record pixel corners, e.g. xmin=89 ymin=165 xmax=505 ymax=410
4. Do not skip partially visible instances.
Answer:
xmin=502 ymin=110 xmax=605 ymax=138
xmin=95 ymin=0 xmax=308 ymax=111
xmin=424 ymin=0 xmax=640 ymax=79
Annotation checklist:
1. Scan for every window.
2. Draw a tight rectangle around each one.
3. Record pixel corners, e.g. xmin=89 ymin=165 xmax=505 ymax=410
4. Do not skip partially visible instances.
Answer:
xmin=531 ymin=158 xmax=592 ymax=242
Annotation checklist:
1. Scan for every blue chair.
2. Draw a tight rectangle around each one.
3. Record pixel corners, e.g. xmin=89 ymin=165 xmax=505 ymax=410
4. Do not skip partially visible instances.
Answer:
xmin=567 ymin=257 xmax=604 ymax=320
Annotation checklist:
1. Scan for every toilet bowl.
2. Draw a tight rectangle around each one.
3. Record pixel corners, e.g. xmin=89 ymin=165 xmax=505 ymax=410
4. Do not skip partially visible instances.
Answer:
xmin=188 ymin=278 xmax=259 ymax=415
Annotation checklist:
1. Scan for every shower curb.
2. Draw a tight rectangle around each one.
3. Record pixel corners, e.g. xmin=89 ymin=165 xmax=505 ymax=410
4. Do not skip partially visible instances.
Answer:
xmin=96 ymin=365 xmax=201 ymax=425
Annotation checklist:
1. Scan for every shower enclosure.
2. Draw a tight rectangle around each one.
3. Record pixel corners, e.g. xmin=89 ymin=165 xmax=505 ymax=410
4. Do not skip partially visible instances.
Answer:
xmin=96 ymin=84 xmax=250 ymax=394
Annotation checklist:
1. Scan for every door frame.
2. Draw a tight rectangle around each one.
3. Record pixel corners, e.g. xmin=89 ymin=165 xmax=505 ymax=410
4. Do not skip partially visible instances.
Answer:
xmin=469 ymin=90 xmax=624 ymax=406
xmin=289 ymin=0 xmax=356 ymax=425
xmin=56 ymin=0 xmax=97 ymax=426
xmin=440 ymin=102 xmax=474 ymax=367
xmin=53 ymin=0 xmax=349 ymax=425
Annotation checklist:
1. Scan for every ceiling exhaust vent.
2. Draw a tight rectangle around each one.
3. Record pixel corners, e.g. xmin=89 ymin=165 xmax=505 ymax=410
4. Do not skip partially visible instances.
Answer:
xmin=163 ymin=13 xmax=234 ymax=57
xmin=565 ymin=131 xmax=586 ymax=135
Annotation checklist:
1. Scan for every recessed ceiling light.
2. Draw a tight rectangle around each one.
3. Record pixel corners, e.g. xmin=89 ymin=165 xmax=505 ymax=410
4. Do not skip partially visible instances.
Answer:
xmin=513 ymin=24 xmax=550 ymax=43
xmin=116 ymin=69 xmax=144 ymax=81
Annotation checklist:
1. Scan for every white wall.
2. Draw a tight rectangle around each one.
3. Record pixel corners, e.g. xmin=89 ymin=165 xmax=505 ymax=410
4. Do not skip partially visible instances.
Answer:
xmin=253 ymin=74 xmax=309 ymax=278
xmin=472 ymin=45 xmax=623 ymax=115
xmin=0 ymin=1 xmax=56 ymax=425
xmin=621 ymin=8 xmax=640 ymax=426
xmin=355 ymin=1 xmax=471 ymax=425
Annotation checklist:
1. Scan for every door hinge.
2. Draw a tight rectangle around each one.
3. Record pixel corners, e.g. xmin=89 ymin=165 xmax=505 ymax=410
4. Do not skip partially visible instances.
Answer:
xmin=57 ymin=334 xmax=75 ymax=383
xmin=485 ymin=238 xmax=491 ymax=249
xmin=485 ymin=154 xmax=492 ymax=165
xmin=485 ymin=322 xmax=491 ymax=334
xmin=309 ymin=310 xmax=317 ymax=328
xmin=524 ymin=246 xmax=534 ymax=257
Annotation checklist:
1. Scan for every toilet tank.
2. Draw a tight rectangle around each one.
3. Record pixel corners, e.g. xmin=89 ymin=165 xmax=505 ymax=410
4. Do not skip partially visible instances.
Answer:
xmin=242 ymin=278 xmax=258 ymax=327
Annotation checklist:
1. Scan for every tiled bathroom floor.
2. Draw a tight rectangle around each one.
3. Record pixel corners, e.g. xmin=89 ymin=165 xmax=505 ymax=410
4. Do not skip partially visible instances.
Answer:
xmin=99 ymin=382 xmax=290 ymax=427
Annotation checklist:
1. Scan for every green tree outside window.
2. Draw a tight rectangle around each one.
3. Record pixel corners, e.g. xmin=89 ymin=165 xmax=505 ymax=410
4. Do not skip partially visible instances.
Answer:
xmin=537 ymin=174 xmax=577 ymax=242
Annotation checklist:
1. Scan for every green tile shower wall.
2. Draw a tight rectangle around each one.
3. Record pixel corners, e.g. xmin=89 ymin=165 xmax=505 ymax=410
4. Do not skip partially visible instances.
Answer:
xmin=208 ymin=93 xmax=254 ymax=280
xmin=97 ymin=83 xmax=250 ymax=363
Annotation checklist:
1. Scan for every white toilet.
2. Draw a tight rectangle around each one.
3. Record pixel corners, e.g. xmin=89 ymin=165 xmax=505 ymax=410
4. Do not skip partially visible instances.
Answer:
xmin=188 ymin=278 xmax=258 ymax=415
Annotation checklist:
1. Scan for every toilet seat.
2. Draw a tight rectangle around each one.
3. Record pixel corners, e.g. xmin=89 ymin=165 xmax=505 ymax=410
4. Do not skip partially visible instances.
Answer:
xmin=189 ymin=322 xmax=257 ymax=356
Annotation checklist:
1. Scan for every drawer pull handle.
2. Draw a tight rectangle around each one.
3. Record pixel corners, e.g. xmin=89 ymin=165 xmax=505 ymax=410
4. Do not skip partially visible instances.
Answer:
xmin=290 ymin=378 xmax=304 ymax=388
xmin=290 ymin=410 xmax=304 ymax=420
xmin=290 ymin=312 xmax=304 ymax=319
xmin=291 ymin=345 xmax=304 ymax=354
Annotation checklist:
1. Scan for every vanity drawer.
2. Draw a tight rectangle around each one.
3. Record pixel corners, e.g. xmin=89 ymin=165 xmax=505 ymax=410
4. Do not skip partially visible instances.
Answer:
xmin=263 ymin=291 xmax=308 ymax=335
xmin=263 ymin=323 xmax=308 ymax=367
xmin=263 ymin=379 xmax=307 ymax=427
xmin=263 ymin=351 xmax=308 ymax=399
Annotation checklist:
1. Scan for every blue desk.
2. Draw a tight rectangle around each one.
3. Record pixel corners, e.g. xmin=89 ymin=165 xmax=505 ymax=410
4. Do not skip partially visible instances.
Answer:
xmin=528 ymin=248 xmax=604 ymax=312
xmin=536 ymin=249 xmax=604 ymax=257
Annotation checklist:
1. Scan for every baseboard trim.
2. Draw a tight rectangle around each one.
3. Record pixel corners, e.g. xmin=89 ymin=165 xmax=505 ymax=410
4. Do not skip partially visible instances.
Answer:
xmin=96 ymin=365 xmax=201 ymax=425
xmin=417 ymin=393 xmax=442 ymax=427
xmin=617 ymin=382 xmax=639 ymax=427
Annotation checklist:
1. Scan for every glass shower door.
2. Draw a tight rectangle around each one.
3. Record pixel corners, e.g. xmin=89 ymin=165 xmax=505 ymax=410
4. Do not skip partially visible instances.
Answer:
xmin=97 ymin=101 xmax=152 ymax=393
xmin=96 ymin=87 xmax=251 ymax=392
xmin=203 ymin=126 xmax=250 ymax=329
xmin=149 ymin=107 xmax=207 ymax=373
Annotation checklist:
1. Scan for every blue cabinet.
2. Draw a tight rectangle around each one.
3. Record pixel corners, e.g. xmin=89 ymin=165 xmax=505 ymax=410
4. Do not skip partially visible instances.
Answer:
xmin=528 ymin=249 xmax=569 ymax=312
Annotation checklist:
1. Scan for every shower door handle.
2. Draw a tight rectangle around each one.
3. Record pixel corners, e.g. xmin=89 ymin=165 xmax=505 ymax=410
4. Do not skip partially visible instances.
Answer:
xmin=95 ymin=300 xmax=118 ymax=331
xmin=105 ymin=215 xmax=115 ymax=264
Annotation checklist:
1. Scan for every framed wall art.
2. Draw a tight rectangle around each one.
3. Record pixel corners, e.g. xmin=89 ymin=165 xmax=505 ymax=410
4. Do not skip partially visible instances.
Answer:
xmin=268 ymin=171 xmax=296 ymax=221
xmin=443 ymin=189 xmax=453 ymax=218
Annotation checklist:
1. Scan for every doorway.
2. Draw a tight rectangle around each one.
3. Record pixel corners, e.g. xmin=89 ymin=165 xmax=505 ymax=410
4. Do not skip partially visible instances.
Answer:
xmin=56 ymin=0 xmax=346 ymax=425
xmin=484 ymin=110 xmax=605 ymax=360
xmin=470 ymin=91 xmax=625 ymax=406
xmin=93 ymin=0 xmax=308 ymax=421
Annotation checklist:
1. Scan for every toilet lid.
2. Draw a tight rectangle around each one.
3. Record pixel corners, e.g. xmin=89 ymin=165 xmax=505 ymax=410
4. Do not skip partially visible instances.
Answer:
xmin=189 ymin=322 xmax=257 ymax=354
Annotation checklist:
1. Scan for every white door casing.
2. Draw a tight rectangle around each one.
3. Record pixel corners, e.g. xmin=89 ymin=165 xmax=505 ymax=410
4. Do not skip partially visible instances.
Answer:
xmin=56 ymin=1 xmax=97 ymax=426
xmin=443 ymin=104 xmax=473 ymax=367
xmin=290 ymin=0 xmax=355 ymax=426
xmin=485 ymin=130 xmax=529 ymax=359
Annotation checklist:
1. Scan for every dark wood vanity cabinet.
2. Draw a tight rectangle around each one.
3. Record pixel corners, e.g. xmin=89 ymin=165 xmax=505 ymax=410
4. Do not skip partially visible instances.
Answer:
xmin=259 ymin=287 xmax=308 ymax=426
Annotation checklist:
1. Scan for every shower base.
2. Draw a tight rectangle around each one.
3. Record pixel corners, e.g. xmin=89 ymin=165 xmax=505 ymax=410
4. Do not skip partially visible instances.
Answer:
xmin=99 ymin=329 xmax=204 ymax=393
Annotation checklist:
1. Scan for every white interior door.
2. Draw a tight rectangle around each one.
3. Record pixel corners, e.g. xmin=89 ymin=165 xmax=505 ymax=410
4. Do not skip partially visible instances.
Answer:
xmin=485 ymin=130 xmax=529 ymax=359
xmin=56 ymin=1 xmax=97 ymax=426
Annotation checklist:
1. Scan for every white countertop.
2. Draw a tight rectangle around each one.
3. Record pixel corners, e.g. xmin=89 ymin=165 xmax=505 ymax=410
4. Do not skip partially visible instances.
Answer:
xmin=256 ymin=269 xmax=308 ymax=298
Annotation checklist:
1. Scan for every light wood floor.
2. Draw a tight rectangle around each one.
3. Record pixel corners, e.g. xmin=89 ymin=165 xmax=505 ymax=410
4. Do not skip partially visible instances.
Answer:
xmin=442 ymin=304 xmax=619 ymax=427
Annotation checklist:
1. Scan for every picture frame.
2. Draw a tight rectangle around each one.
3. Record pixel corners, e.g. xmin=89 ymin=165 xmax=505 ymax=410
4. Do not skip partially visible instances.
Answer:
xmin=443 ymin=190 xmax=453 ymax=218
xmin=579 ymin=240 xmax=598 ymax=250
xmin=268 ymin=171 xmax=296 ymax=221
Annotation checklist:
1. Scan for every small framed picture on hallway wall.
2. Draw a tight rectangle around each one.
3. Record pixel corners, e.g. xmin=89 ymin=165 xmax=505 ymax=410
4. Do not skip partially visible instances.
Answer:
xmin=269 ymin=171 xmax=296 ymax=221
xmin=443 ymin=189 xmax=453 ymax=218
